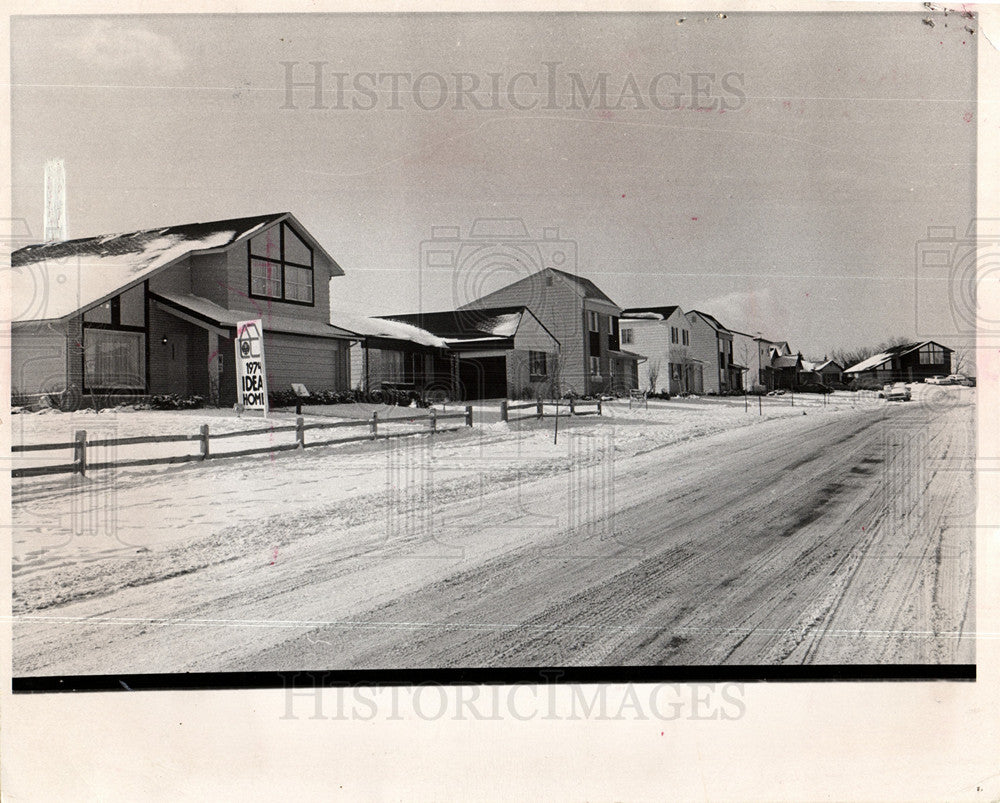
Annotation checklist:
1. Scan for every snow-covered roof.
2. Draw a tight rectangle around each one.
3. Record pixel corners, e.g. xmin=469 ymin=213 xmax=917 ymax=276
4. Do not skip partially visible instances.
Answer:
xmin=331 ymin=310 xmax=448 ymax=348
xmin=621 ymin=311 xmax=664 ymax=321
xmin=153 ymin=291 xmax=358 ymax=340
xmin=772 ymin=354 xmax=801 ymax=369
xmin=382 ymin=306 xmax=530 ymax=341
xmin=844 ymin=351 xmax=893 ymax=373
xmin=10 ymin=213 xmax=330 ymax=323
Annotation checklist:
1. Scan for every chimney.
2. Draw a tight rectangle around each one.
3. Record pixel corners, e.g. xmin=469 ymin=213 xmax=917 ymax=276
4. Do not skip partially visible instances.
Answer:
xmin=44 ymin=158 xmax=67 ymax=241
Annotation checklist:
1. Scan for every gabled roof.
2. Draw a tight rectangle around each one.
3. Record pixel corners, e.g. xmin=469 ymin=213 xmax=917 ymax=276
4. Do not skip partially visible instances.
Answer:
xmin=11 ymin=212 xmax=341 ymax=323
xmin=620 ymin=305 xmax=681 ymax=320
xmin=380 ymin=305 xmax=559 ymax=347
xmin=844 ymin=341 xmax=952 ymax=374
xmin=687 ymin=309 xmax=731 ymax=333
xmin=772 ymin=354 xmax=802 ymax=369
xmin=547 ymin=268 xmax=619 ymax=306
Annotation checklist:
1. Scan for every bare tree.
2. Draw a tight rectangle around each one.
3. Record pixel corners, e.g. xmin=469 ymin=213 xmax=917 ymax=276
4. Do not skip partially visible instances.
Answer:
xmin=951 ymin=344 xmax=970 ymax=376
xmin=647 ymin=359 xmax=661 ymax=394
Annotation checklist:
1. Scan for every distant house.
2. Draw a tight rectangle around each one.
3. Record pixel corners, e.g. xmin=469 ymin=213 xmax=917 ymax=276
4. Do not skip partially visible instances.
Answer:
xmin=686 ymin=310 xmax=740 ymax=394
xmin=381 ymin=306 xmax=560 ymax=400
xmin=731 ymin=331 xmax=778 ymax=392
xmin=844 ymin=341 xmax=953 ymax=386
xmin=771 ymin=352 xmax=804 ymax=390
xmin=457 ymin=267 xmax=640 ymax=396
xmin=800 ymin=359 xmax=844 ymax=387
xmin=620 ymin=306 xmax=702 ymax=394
xmin=11 ymin=213 xmax=357 ymax=408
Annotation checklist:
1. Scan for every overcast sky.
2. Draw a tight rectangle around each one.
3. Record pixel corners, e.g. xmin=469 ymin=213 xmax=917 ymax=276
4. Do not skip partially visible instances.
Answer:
xmin=11 ymin=12 xmax=977 ymax=359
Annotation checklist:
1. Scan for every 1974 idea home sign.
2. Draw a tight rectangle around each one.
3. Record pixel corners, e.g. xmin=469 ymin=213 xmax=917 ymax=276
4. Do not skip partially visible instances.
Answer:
xmin=235 ymin=319 xmax=269 ymax=412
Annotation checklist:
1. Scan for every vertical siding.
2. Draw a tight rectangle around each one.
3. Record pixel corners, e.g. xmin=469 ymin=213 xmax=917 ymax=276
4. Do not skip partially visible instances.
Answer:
xmin=263 ymin=334 xmax=348 ymax=393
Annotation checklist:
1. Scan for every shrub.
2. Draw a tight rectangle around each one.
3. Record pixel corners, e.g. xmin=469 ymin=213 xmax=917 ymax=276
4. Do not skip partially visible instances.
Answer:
xmin=149 ymin=394 xmax=205 ymax=410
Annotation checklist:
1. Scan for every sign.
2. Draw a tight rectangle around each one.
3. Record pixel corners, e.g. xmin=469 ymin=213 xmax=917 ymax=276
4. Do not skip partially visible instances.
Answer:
xmin=235 ymin=319 xmax=268 ymax=414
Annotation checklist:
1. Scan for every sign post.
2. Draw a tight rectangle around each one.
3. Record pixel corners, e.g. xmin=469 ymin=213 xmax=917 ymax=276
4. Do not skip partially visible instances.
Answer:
xmin=235 ymin=319 xmax=269 ymax=418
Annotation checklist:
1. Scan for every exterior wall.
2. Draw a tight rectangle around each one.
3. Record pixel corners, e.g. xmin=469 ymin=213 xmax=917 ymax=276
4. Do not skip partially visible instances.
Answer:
xmin=582 ymin=299 xmax=622 ymax=395
xmin=898 ymin=351 xmax=951 ymax=381
xmin=511 ymin=313 xmax=560 ymax=398
xmin=686 ymin=313 xmax=723 ymax=394
xmin=147 ymin=303 xmax=209 ymax=397
xmin=10 ymin=323 xmax=69 ymax=398
xmin=460 ymin=270 xmax=587 ymax=394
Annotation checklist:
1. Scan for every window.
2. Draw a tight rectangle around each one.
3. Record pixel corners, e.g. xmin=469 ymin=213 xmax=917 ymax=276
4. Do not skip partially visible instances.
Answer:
xmin=588 ymin=311 xmax=600 ymax=332
xmin=671 ymin=326 xmax=679 ymax=344
xmin=671 ymin=363 xmax=682 ymax=381
xmin=248 ymin=222 xmax=314 ymax=304
xmin=590 ymin=356 xmax=600 ymax=376
xmin=529 ymin=350 xmax=548 ymax=380
xmin=682 ymin=330 xmax=689 ymax=346
xmin=82 ymin=284 xmax=147 ymax=391
xmin=919 ymin=344 xmax=945 ymax=364
xmin=85 ymin=329 xmax=146 ymax=390
xmin=621 ymin=328 xmax=634 ymax=345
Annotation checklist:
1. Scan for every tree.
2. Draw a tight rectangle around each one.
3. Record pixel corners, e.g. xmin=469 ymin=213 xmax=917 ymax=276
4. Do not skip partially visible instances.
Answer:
xmin=647 ymin=359 xmax=661 ymax=393
xmin=952 ymin=344 xmax=971 ymax=376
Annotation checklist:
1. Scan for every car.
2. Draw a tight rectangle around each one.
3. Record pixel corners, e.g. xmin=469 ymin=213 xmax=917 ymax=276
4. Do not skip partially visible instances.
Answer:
xmin=946 ymin=374 xmax=967 ymax=384
xmin=796 ymin=381 xmax=834 ymax=395
xmin=962 ymin=376 xmax=977 ymax=387
xmin=925 ymin=375 xmax=951 ymax=385
xmin=885 ymin=382 xmax=911 ymax=401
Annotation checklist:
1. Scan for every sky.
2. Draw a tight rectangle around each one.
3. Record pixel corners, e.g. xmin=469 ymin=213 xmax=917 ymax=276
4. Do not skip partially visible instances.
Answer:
xmin=11 ymin=12 xmax=977 ymax=360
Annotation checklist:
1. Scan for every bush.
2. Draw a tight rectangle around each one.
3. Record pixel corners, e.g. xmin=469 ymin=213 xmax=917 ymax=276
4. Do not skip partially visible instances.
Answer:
xmin=149 ymin=394 xmax=205 ymax=410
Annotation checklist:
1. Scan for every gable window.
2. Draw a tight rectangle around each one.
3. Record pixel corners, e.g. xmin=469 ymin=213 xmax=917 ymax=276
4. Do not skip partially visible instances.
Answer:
xmin=529 ymin=351 xmax=548 ymax=380
xmin=918 ymin=344 xmax=945 ymax=364
xmin=682 ymin=329 xmax=689 ymax=346
xmin=248 ymin=222 xmax=314 ymax=305
xmin=621 ymin=328 xmax=634 ymax=345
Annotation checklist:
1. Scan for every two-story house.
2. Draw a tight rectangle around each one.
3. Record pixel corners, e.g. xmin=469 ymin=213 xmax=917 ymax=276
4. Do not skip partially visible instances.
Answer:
xmin=11 ymin=212 xmax=357 ymax=408
xmin=456 ymin=267 xmax=639 ymax=396
xmin=619 ymin=306 xmax=702 ymax=394
xmin=686 ymin=310 xmax=740 ymax=394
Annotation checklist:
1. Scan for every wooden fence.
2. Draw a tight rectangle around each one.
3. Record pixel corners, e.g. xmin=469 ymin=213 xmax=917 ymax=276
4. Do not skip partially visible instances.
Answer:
xmin=11 ymin=407 xmax=474 ymax=479
xmin=499 ymin=398 xmax=602 ymax=422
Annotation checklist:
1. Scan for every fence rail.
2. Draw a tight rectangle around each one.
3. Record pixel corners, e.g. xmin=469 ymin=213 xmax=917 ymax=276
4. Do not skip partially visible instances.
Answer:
xmin=11 ymin=406 xmax=474 ymax=479
xmin=499 ymin=398 xmax=602 ymax=422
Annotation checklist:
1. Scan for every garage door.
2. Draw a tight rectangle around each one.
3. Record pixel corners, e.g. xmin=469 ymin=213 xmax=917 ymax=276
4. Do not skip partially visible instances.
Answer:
xmin=459 ymin=356 xmax=507 ymax=400
xmin=265 ymin=334 xmax=347 ymax=393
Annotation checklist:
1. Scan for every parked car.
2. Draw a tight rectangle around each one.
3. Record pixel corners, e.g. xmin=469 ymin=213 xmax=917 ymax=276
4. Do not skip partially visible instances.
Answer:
xmin=884 ymin=382 xmax=911 ymax=401
xmin=925 ymin=375 xmax=951 ymax=385
xmin=962 ymin=376 xmax=977 ymax=387
xmin=946 ymin=374 xmax=967 ymax=384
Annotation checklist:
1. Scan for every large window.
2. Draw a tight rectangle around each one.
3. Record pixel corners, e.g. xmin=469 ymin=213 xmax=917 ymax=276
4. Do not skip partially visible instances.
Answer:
xmin=529 ymin=351 xmax=548 ymax=380
xmin=248 ymin=223 xmax=314 ymax=304
xmin=919 ymin=344 xmax=945 ymax=364
xmin=621 ymin=327 xmax=634 ymax=345
xmin=83 ymin=283 xmax=147 ymax=391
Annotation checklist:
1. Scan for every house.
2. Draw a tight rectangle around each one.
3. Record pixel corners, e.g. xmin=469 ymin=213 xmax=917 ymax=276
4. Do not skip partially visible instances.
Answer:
xmin=685 ymin=310 xmax=741 ymax=394
xmin=730 ymin=330 xmax=778 ymax=392
xmin=381 ymin=306 xmax=560 ymax=400
xmin=799 ymin=359 xmax=844 ymax=387
xmin=10 ymin=213 xmax=357 ymax=408
xmin=620 ymin=306 xmax=702 ymax=394
xmin=336 ymin=312 xmax=452 ymax=397
xmin=771 ymin=352 xmax=804 ymax=390
xmin=844 ymin=341 xmax=953 ymax=386
xmin=456 ymin=267 xmax=640 ymax=396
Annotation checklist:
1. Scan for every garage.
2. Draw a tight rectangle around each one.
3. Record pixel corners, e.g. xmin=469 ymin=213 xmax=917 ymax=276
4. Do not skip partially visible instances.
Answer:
xmin=458 ymin=355 xmax=507 ymax=400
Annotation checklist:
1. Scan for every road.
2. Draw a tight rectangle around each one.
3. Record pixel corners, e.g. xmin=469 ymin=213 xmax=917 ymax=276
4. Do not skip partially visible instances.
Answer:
xmin=13 ymin=392 xmax=975 ymax=674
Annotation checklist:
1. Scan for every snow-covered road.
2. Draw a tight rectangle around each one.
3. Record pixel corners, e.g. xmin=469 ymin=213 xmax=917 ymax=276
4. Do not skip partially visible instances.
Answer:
xmin=12 ymin=387 xmax=976 ymax=673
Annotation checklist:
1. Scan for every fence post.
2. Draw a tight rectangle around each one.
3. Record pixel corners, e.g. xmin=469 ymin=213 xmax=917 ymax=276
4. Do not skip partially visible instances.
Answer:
xmin=790 ymin=392 xmax=794 ymax=407
xmin=500 ymin=400 xmax=508 ymax=422
xmin=465 ymin=405 xmax=473 ymax=427
xmin=371 ymin=411 xmax=378 ymax=439
xmin=537 ymin=400 xmax=543 ymax=419
xmin=430 ymin=408 xmax=437 ymax=434
xmin=597 ymin=399 xmax=602 ymax=416
xmin=296 ymin=416 xmax=305 ymax=449
xmin=758 ymin=394 xmax=762 ymax=416
xmin=570 ymin=398 xmax=576 ymax=415
xmin=200 ymin=424 xmax=210 ymax=460
xmin=75 ymin=430 xmax=87 ymax=476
